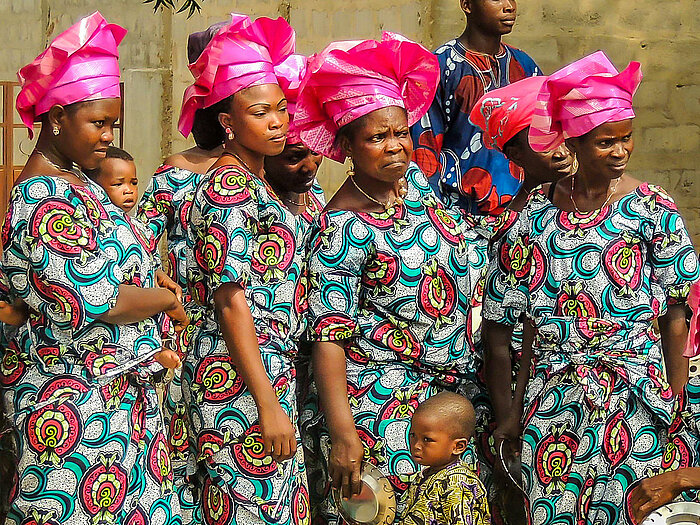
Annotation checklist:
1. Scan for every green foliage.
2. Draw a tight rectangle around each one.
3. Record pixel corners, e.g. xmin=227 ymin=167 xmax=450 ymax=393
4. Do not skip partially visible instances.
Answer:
xmin=144 ymin=0 xmax=203 ymax=18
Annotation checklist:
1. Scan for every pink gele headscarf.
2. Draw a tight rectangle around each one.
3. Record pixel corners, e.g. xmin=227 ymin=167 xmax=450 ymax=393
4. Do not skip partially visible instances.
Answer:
xmin=470 ymin=76 xmax=547 ymax=153
xmin=178 ymin=13 xmax=295 ymax=138
xmin=528 ymin=51 xmax=642 ymax=152
xmin=295 ymin=32 xmax=439 ymax=162
xmin=274 ymin=54 xmax=308 ymax=144
xmin=685 ymin=281 xmax=700 ymax=358
xmin=16 ymin=11 xmax=126 ymax=138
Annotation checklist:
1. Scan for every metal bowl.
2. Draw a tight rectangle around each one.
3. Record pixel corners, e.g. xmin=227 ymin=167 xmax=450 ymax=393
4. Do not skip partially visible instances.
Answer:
xmin=332 ymin=463 xmax=396 ymax=525
xmin=642 ymin=502 xmax=700 ymax=525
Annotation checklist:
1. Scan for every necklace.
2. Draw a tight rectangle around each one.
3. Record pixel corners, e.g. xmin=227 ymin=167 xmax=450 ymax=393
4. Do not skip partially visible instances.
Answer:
xmin=222 ymin=149 xmax=257 ymax=175
xmin=350 ymin=175 xmax=395 ymax=211
xmin=283 ymin=193 xmax=308 ymax=207
xmin=570 ymin=175 xmax=621 ymax=213
xmin=34 ymin=149 xmax=87 ymax=182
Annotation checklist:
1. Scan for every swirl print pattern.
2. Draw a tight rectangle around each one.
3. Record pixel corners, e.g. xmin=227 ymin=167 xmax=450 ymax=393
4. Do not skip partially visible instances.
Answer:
xmin=482 ymin=182 xmax=700 ymax=525
xmin=186 ymin=164 xmax=317 ymax=525
xmin=302 ymin=164 xmax=488 ymax=523
xmin=1 ymin=177 xmax=180 ymax=525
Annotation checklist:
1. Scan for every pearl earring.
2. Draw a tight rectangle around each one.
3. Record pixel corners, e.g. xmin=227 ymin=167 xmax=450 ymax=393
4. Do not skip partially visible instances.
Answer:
xmin=225 ymin=128 xmax=234 ymax=140
xmin=52 ymin=127 xmax=60 ymax=136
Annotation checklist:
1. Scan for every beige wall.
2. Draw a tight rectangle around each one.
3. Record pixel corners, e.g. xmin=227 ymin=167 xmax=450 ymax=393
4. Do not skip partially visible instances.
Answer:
xmin=1 ymin=0 xmax=698 ymax=243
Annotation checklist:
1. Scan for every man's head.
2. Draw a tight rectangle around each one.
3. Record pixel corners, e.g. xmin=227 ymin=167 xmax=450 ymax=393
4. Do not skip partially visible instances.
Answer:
xmin=90 ymin=146 xmax=138 ymax=212
xmin=461 ymin=0 xmax=517 ymax=36
xmin=409 ymin=392 xmax=476 ymax=470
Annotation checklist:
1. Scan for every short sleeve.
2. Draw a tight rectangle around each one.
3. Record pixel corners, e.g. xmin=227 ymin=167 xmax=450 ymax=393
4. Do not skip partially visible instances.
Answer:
xmin=188 ymin=165 xmax=258 ymax=298
xmin=306 ymin=213 xmax=372 ymax=342
xmin=136 ymin=165 xmax=176 ymax=248
xmin=2 ymin=178 xmax=123 ymax=333
xmin=644 ymin=185 xmax=699 ymax=304
xmin=482 ymin=211 xmax=531 ymax=325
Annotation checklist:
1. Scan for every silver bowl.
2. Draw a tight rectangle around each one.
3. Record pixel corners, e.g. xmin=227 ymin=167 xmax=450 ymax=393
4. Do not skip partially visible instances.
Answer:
xmin=642 ymin=502 xmax=700 ymax=525
xmin=332 ymin=462 xmax=396 ymax=525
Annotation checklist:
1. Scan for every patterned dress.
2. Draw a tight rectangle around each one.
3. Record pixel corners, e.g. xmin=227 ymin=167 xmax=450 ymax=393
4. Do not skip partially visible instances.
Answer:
xmin=302 ymin=164 xmax=488 ymax=522
xmin=1 ymin=176 xmax=180 ymax=525
xmin=136 ymin=164 xmax=208 ymax=522
xmin=482 ymin=183 xmax=700 ymax=525
xmin=185 ymin=164 xmax=312 ymax=525
xmin=410 ymin=40 xmax=540 ymax=216
xmin=402 ymin=461 xmax=491 ymax=525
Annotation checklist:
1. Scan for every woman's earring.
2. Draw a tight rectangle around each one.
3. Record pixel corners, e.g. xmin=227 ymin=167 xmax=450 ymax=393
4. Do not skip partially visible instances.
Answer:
xmin=571 ymin=153 xmax=579 ymax=175
xmin=225 ymin=128 xmax=234 ymax=141
xmin=346 ymin=159 xmax=355 ymax=178
xmin=52 ymin=126 xmax=60 ymax=136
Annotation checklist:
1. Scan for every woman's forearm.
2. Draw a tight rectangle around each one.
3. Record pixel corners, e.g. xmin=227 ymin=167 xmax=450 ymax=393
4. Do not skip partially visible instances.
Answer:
xmin=312 ymin=341 xmax=357 ymax=440
xmin=658 ymin=303 xmax=690 ymax=395
xmin=214 ymin=283 xmax=278 ymax=408
xmin=98 ymin=285 xmax=176 ymax=325
xmin=483 ymin=319 xmax=516 ymax=425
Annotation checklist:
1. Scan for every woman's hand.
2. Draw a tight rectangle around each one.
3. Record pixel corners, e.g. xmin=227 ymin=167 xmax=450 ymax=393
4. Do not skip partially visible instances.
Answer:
xmin=0 ymin=298 xmax=29 ymax=326
xmin=492 ymin=414 xmax=523 ymax=489
xmin=164 ymin=297 xmax=189 ymax=333
xmin=156 ymin=269 xmax=183 ymax=302
xmin=628 ymin=470 xmax=684 ymax=523
xmin=258 ymin=400 xmax=297 ymax=463
xmin=329 ymin=432 xmax=365 ymax=500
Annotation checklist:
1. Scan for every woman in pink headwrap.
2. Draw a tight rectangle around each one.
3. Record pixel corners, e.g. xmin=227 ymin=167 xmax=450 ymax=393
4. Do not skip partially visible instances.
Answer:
xmin=296 ymin=33 xmax=490 ymax=521
xmin=2 ymin=11 xmax=187 ymax=525
xmin=482 ymin=51 xmax=699 ymax=524
xmin=181 ymin=14 xmax=311 ymax=525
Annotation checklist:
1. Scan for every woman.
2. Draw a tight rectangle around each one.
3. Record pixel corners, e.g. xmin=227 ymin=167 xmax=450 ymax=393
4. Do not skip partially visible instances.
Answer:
xmin=470 ymin=75 xmax=573 ymax=523
xmin=136 ymin=24 xmax=227 ymax=522
xmin=181 ymin=14 xmax=310 ymax=525
xmin=295 ymin=33 xmax=488 ymax=520
xmin=2 ymin=12 xmax=187 ymax=525
xmin=482 ymin=51 xmax=699 ymax=525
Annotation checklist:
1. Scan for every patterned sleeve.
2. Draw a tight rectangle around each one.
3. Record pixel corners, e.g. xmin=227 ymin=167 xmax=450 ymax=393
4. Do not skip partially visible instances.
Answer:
xmin=646 ymin=185 xmax=700 ymax=303
xmin=1 ymin=178 xmax=124 ymax=333
xmin=136 ymin=165 xmax=175 ymax=248
xmin=306 ymin=213 xmax=373 ymax=342
xmin=482 ymin=210 xmax=531 ymax=325
xmin=411 ymin=56 xmax=451 ymax=186
xmin=188 ymin=165 xmax=258 ymax=295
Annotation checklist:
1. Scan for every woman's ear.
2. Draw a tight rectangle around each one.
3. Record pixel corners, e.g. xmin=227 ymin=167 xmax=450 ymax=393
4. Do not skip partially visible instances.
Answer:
xmin=460 ymin=0 xmax=473 ymax=15
xmin=452 ymin=437 xmax=468 ymax=456
xmin=338 ymin=133 xmax=352 ymax=159
xmin=218 ymin=111 xmax=233 ymax=135
xmin=47 ymin=104 xmax=67 ymax=132
xmin=564 ymin=138 xmax=577 ymax=157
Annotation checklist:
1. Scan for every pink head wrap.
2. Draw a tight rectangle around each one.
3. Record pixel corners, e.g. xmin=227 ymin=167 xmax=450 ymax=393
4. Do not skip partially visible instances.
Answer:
xmin=684 ymin=282 xmax=700 ymax=358
xmin=470 ymin=76 xmax=546 ymax=152
xmin=16 ymin=11 xmax=126 ymax=138
xmin=274 ymin=54 xmax=308 ymax=144
xmin=295 ymin=32 xmax=439 ymax=162
xmin=178 ymin=13 xmax=295 ymax=138
xmin=528 ymin=51 xmax=642 ymax=152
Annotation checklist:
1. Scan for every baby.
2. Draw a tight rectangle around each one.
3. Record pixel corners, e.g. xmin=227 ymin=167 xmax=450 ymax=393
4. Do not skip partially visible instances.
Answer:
xmin=91 ymin=146 xmax=182 ymax=370
xmin=403 ymin=392 xmax=491 ymax=525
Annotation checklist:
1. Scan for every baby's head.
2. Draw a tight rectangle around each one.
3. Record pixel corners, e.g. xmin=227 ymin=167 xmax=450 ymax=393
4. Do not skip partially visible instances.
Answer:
xmin=91 ymin=146 xmax=138 ymax=212
xmin=409 ymin=392 xmax=475 ymax=470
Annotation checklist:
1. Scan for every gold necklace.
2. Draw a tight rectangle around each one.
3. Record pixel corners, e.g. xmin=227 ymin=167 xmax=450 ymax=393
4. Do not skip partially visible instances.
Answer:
xmin=570 ymin=175 xmax=621 ymax=213
xmin=350 ymin=175 xmax=396 ymax=210
xmin=34 ymin=149 xmax=87 ymax=182
xmin=222 ymin=149 xmax=257 ymax=175
xmin=283 ymin=193 xmax=308 ymax=207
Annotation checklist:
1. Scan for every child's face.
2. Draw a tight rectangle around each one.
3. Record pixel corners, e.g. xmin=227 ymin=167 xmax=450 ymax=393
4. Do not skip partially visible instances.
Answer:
xmin=98 ymin=158 xmax=138 ymax=212
xmin=409 ymin=412 xmax=465 ymax=469
xmin=463 ymin=0 xmax=517 ymax=36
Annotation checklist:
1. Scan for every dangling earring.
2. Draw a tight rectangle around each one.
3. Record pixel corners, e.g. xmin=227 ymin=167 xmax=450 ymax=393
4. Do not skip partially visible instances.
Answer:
xmin=570 ymin=153 xmax=579 ymax=175
xmin=225 ymin=127 xmax=234 ymax=141
xmin=346 ymin=159 xmax=355 ymax=178
xmin=395 ymin=176 xmax=408 ymax=205
xmin=52 ymin=126 xmax=60 ymax=136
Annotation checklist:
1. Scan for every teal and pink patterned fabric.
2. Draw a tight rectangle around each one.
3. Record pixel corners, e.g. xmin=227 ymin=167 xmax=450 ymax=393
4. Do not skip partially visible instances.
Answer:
xmin=1 ymin=176 xmax=180 ymax=525
xmin=483 ymin=182 xmax=699 ymax=524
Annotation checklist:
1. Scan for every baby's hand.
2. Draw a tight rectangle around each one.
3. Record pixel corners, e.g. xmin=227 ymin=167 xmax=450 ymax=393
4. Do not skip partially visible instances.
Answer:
xmin=155 ymin=349 xmax=181 ymax=369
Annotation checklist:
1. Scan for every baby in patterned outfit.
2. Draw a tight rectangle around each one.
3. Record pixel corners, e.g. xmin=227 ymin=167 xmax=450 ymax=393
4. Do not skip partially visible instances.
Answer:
xmin=403 ymin=392 xmax=491 ymax=525
xmin=90 ymin=146 xmax=182 ymax=370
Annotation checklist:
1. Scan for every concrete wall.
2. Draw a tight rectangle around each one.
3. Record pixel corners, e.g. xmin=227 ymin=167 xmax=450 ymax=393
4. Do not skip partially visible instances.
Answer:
xmin=0 ymin=0 xmax=698 ymax=243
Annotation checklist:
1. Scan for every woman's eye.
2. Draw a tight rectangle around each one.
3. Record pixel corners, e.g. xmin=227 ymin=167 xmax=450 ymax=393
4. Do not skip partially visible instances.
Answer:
xmin=94 ymin=120 xmax=105 ymax=127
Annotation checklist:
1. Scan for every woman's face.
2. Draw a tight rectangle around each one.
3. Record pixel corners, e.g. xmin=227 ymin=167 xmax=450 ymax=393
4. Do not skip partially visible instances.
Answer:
xmin=341 ymin=106 xmax=413 ymax=184
xmin=505 ymin=129 xmax=573 ymax=185
xmin=54 ymin=98 xmax=121 ymax=171
xmin=569 ymin=119 xmax=634 ymax=181
xmin=264 ymin=142 xmax=323 ymax=194
xmin=223 ymin=83 xmax=289 ymax=157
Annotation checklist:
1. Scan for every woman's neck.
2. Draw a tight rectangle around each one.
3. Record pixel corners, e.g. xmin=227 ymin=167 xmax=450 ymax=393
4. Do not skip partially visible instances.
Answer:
xmin=34 ymin=135 xmax=74 ymax=171
xmin=574 ymin=168 xmax=617 ymax=198
xmin=222 ymin=142 xmax=264 ymax=177
xmin=352 ymin=169 xmax=396 ymax=204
